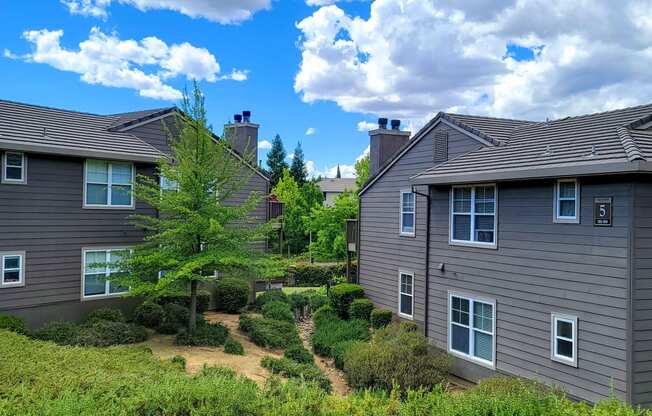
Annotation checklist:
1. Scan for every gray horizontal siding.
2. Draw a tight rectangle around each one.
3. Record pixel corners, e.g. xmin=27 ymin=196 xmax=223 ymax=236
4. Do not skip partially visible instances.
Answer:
xmin=359 ymin=123 xmax=483 ymax=327
xmin=427 ymin=178 xmax=631 ymax=404
xmin=633 ymin=180 xmax=652 ymax=406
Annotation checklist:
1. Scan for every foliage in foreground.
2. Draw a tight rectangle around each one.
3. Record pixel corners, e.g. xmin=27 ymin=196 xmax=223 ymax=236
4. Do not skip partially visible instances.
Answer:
xmin=1 ymin=330 xmax=648 ymax=416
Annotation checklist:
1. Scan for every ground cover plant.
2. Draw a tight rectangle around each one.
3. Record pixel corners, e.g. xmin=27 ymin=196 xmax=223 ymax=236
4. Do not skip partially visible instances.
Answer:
xmin=311 ymin=317 xmax=370 ymax=357
xmin=238 ymin=314 xmax=300 ymax=348
xmin=1 ymin=329 xmax=648 ymax=415
xmin=175 ymin=322 xmax=229 ymax=347
xmin=261 ymin=356 xmax=332 ymax=392
xmin=261 ymin=300 xmax=294 ymax=323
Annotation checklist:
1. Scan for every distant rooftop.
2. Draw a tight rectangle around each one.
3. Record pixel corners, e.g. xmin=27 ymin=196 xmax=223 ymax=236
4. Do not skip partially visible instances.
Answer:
xmin=317 ymin=177 xmax=357 ymax=193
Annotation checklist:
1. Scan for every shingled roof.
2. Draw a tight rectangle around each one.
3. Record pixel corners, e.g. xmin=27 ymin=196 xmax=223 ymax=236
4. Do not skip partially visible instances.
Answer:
xmin=0 ymin=100 xmax=165 ymax=162
xmin=412 ymin=104 xmax=652 ymax=185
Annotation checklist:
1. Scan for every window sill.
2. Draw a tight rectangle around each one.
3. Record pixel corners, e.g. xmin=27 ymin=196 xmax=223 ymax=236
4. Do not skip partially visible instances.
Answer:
xmin=399 ymin=232 xmax=416 ymax=238
xmin=553 ymin=217 xmax=579 ymax=224
xmin=81 ymin=293 xmax=128 ymax=301
xmin=449 ymin=349 xmax=496 ymax=370
xmin=83 ymin=205 xmax=135 ymax=210
xmin=1 ymin=179 xmax=27 ymax=185
xmin=0 ymin=282 xmax=25 ymax=289
xmin=449 ymin=240 xmax=497 ymax=250
xmin=551 ymin=355 xmax=577 ymax=367
xmin=398 ymin=312 xmax=414 ymax=320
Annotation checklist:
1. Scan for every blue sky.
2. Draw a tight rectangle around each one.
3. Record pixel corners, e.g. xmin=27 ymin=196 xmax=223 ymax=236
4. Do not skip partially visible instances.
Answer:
xmin=2 ymin=1 xmax=650 ymax=177
xmin=1 ymin=1 xmax=373 ymax=177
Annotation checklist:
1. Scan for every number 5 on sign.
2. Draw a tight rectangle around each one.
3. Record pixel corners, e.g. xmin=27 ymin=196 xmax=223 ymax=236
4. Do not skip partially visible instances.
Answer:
xmin=594 ymin=197 xmax=612 ymax=227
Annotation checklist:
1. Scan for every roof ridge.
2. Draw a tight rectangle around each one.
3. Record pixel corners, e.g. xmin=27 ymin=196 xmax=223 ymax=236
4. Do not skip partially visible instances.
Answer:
xmin=617 ymin=126 xmax=646 ymax=162
xmin=541 ymin=102 xmax=652 ymax=124
xmin=445 ymin=112 xmax=535 ymax=123
xmin=0 ymin=98 xmax=106 ymax=117
xmin=440 ymin=112 xmax=504 ymax=146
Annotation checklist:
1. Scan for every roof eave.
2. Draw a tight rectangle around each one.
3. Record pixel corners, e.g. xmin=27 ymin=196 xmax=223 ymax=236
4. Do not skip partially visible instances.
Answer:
xmin=410 ymin=160 xmax=648 ymax=186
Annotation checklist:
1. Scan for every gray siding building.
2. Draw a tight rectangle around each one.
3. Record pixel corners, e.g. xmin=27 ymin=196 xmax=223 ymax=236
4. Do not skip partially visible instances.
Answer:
xmin=358 ymin=107 xmax=652 ymax=406
xmin=0 ymin=100 xmax=269 ymax=328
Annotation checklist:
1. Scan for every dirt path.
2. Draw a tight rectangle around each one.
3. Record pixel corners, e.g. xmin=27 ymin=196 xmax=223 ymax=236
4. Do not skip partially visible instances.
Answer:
xmin=140 ymin=312 xmax=282 ymax=384
xmin=296 ymin=317 xmax=351 ymax=396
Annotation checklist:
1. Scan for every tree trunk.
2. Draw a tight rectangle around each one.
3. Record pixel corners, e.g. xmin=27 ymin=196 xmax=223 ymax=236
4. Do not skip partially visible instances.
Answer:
xmin=189 ymin=279 xmax=198 ymax=332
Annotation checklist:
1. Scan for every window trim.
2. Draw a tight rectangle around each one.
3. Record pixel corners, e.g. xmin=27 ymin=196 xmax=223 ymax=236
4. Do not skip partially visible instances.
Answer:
xmin=398 ymin=270 xmax=414 ymax=320
xmin=551 ymin=313 xmax=578 ymax=367
xmin=83 ymin=160 xmax=135 ymax=210
xmin=0 ymin=251 xmax=26 ymax=288
xmin=159 ymin=175 xmax=179 ymax=192
xmin=447 ymin=291 xmax=496 ymax=369
xmin=449 ymin=184 xmax=498 ymax=249
xmin=553 ymin=179 xmax=580 ymax=224
xmin=2 ymin=152 xmax=27 ymax=184
xmin=399 ymin=190 xmax=416 ymax=237
xmin=81 ymin=247 xmax=131 ymax=300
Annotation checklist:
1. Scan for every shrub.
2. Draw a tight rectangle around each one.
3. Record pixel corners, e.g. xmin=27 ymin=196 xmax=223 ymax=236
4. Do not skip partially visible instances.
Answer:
xmin=284 ymin=343 xmax=313 ymax=364
xmin=170 ymin=355 xmax=186 ymax=370
xmin=156 ymin=321 xmax=180 ymax=335
xmin=308 ymin=293 xmax=328 ymax=312
xmin=134 ymin=301 xmax=165 ymax=328
xmin=331 ymin=340 xmax=363 ymax=370
xmin=328 ymin=283 xmax=364 ymax=319
xmin=288 ymin=292 xmax=309 ymax=311
xmin=311 ymin=318 xmax=370 ymax=357
xmin=224 ymin=337 xmax=245 ymax=355
xmin=400 ymin=321 xmax=419 ymax=333
xmin=254 ymin=289 xmax=288 ymax=310
xmin=163 ymin=303 xmax=190 ymax=327
xmin=348 ymin=298 xmax=374 ymax=321
xmin=312 ymin=304 xmax=338 ymax=327
xmin=261 ymin=357 xmax=331 ymax=392
xmin=156 ymin=290 xmax=211 ymax=313
xmin=215 ymin=277 xmax=250 ymax=313
xmin=32 ymin=321 xmax=81 ymax=345
xmin=78 ymin=321 xmax=149 ymax=347
xmin=175 ymin=322 xmax=229 ymax=347
xmin=85 ymin=308 xmax=125 ymax=324
xmin=343 ymin=323 xmax=451 ymax=393
xmin=240 ymin=316 xmax=300 ymax=349
xmin=290 ymin=262 xmax=355 ymax=287
xmin=262 ymin=301 xmax=294 ymax=323
xmin=0 ymin=314 xmax=26 ymax=335
xmin=370 ymin=308 xmax=392 ymax=329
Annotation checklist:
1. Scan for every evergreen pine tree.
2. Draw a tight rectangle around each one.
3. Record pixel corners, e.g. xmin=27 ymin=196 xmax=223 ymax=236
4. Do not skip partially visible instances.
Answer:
xmin=266 ymin=134 xmax=288 ymax=186
xmin=336 ymin=164 xmax=341 ymax=179
xmin=289 ymin=141 xmax=307 ymax=186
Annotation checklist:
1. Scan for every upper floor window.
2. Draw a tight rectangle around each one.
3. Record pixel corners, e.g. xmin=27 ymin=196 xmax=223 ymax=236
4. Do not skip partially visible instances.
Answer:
xmin=449 ymin=293 xmax=495 ymax=368
xmin=554 ymin=179 xmax=579 ymax=223
xmin=1 ymin=252 xmax=25 ymax=288
xmin=400 ymin=191 xmax=415 ymax=236
xmin=84 ymin=160 xmax=134 ymax=208
xmin=551 ymin=313 xmax=578 ymax=367
xmin=451 ymin=185 xmax=496 ymax=247
xmin=82 ymin=248 xmax=129 ymax=299
xmin=2 ymin=152 xmax=26 ymax=184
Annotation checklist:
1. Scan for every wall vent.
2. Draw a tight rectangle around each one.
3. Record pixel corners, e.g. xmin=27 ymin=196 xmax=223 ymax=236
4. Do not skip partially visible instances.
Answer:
xmin=434 ymin=130 xmax=448 ymax=162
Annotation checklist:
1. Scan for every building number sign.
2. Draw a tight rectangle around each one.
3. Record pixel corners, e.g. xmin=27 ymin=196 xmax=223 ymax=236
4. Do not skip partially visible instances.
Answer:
xmin=594 ymin=197 xmax=612 ymax=227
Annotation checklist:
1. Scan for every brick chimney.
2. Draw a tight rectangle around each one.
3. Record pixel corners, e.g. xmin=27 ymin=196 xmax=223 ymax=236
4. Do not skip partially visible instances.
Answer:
xmin=224 ymin=110 xmax=258 ymax=162
xmin=369 ymin=118 xmax=410 ymax=176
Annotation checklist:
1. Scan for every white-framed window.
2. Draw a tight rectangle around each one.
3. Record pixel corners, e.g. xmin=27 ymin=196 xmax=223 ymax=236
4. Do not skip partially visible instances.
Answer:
xmin=551 ymin=313 xmax=578 ymax=367
xmin=82 ymin=248 xmax=130 ymax=299
xmin=448 ymin=292 xmax=495 ymax=368
xmin=554 ymin=179 xmax=579 ymax=223
xmin=398 ymin=271 xmax=414 ymax=319
xmin=160 ymin=175 xmax=179 ymax=192
xmin=450 ymin=184 xmax=497 ymax=248
xmin=1 ymin=252 xmax=25 ymax=288
xmin=84 ymin=160 xmax=134 ymax=208
xmin=2 ymin=152 xmax=26 ymax=184
xmin=400 ymin=190 xmax=415 ymax=236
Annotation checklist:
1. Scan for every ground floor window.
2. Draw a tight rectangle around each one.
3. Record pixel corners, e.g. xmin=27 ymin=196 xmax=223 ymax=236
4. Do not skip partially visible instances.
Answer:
xmin=449 ymin=292 xmax=495 ymax=367
xmin=1 ymin=252 xmax=25 ymax=287
xmin=398 ymin=271 xmax=414 ymax=318
xmin=82 ymin=248 xmax=129 ymax=299
xmin=551 ymin=313 xmax=578 ymax=367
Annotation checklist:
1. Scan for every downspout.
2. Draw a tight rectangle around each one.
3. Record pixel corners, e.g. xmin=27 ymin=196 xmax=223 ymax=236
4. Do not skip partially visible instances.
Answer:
xmin=356 ymin=197 xmax=362 ymax=284
xmin=412 ymin=185 xmax=431 ymax=338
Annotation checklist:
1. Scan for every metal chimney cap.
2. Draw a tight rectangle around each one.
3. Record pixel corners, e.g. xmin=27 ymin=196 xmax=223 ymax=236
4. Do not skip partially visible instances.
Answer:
xmin=234 ymin=114 xmax=242 ymax=123
xmin=378 ymin=117 xmax=388 ymax=129
xmin=390 ymin=119 xmax=401 ymax=130
xmin=242 ymin=110 xmax=251 ymax=123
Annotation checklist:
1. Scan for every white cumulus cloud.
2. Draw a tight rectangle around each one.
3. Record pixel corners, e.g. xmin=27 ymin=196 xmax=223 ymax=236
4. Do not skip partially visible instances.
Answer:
xmin=357 ymin=121 xmax=376 ymax=131
xmin=258 ymin=140 xmax=272 ymax=150
xmin=14 ymin=27 xmax=247 ymax=100
xmin=306 ymin=146 xmax=368 ymax=178
xmin=61 ymin=0 xmax=271 ymax=24
xmin=295 ymin=0 xmax=652 ymax=125
xmin=305 ymin=127 xmax=317 ymax=135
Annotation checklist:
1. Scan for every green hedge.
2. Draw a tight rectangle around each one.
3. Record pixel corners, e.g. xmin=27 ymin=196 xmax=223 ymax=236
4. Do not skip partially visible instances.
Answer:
xmin=311 ymin=318 xmax=370 ymax=357
xmin=85 ymin=308 xmax=125 ymax=324
xmin=0 ymin=314 xmax=26 ymax=335
xmin=33 ymin=320 xmax=148 ymax=347
xmin=224 ymin=337 xmax=245 ymax=355
xmin=261 ymin=357 xmax=332 ymax=392
xmin=262 ymin=301 xmax=294 ymax=323
xmin=371 ymin=308 xmax=393 ymax=329
xmin=215 ymin=278 xmax=249 ymax=313
xmin=289 ymin=262 xmax=356 ymax=287
xmin=312 ymin=304 xmax=338 ymax=327
xmin=1 ymin=329 xmax=648 ymax=415
xmin=238 ymin=315 xmax=300 ymax=349
xmin=175 ymin=322 xmax=229 ymax=347
xmin=348 ymin=298 xmax=374 ymax=321
xmin=328 ymin=283 xmax=364 ymax=319
xmin=134 ymin=301 xmax=165 ymax=328
xmin=284 ymin=344 xmax=314 ymax=364
xmin=254 ymin=289 xmax=289 ymax=310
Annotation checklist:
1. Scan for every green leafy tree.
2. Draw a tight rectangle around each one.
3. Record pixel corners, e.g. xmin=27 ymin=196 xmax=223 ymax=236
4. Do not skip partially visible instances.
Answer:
xmin=115 ymin=84 xmax=281 ymax=332
xmin=266 ymin=134 xmax=288 ymax=186
xmin=302 ymin=179 xmax=324 ymax=210
xmin=289 ymin=141 xmax=307 ymax=186
xmin=273 ymin=169 xmax=308 ymax=254
xmin=354 ymin=154 xmax=370 ymax=191
xmin=305 ymin=190 xmax=358 ymax=261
